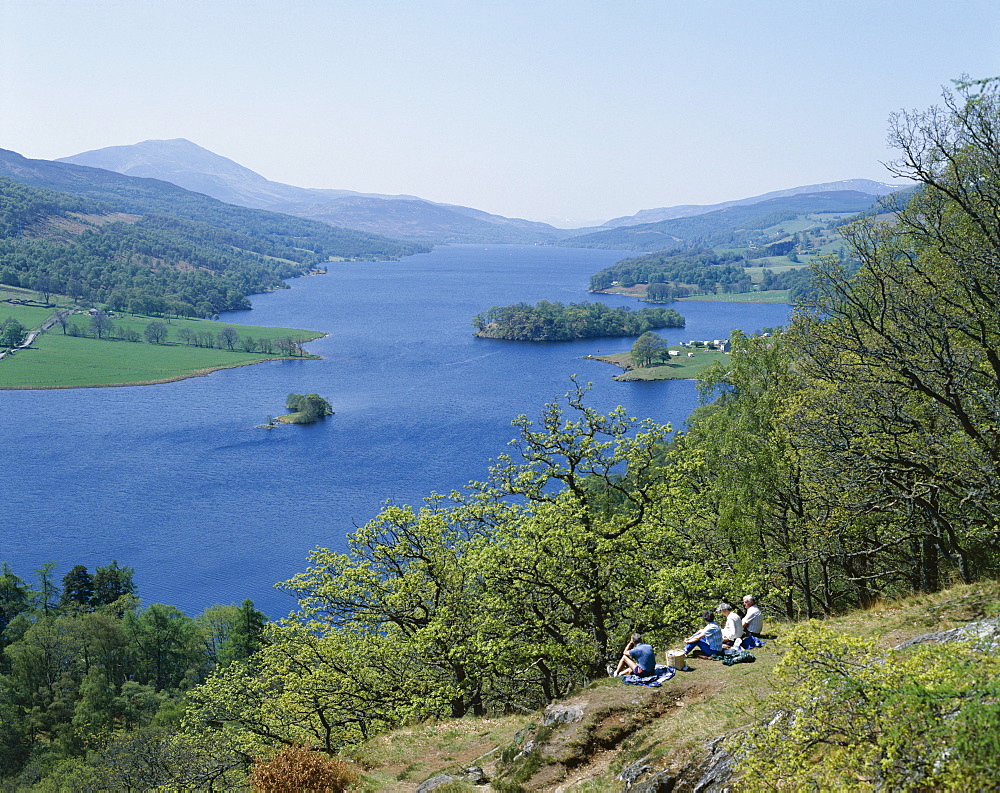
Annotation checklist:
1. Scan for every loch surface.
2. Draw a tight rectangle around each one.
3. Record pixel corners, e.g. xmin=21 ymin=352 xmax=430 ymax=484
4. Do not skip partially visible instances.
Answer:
xmin=2 ymin=245 xmax=790 ymax=617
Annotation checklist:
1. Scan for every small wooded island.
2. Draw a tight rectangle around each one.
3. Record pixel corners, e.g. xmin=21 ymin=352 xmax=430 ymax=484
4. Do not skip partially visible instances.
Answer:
xmin=471 ymin=300 xmax=684 ymax=341
xmin=279 ymin=393 xmax=334 ymax=424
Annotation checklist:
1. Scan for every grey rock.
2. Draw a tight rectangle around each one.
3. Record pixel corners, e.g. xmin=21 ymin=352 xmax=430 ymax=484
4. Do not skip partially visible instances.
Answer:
xmin=542 ymin=703 xmax=585 ymax=726
xmin=691 ymin=737 xmax=735 ymax=792
xmin=629 ymin=770 xmax=676 ymax=793
xmin=463 ymin=765 xmax=487 ymax=784
xmin=415 ymin=774 xmax=457 ymax=792
xmin=618 ymin=755 xmax=651 ymax=786
xmin=894 ymin=617 xmax=1000 ymax=650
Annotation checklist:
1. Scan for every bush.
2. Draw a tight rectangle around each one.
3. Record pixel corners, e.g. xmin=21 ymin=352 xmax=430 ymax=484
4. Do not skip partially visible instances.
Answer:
xmin=251 ymin=745 xmax=359 ymax=792
xmin=742 ymin=623 xmax=1000 ymax=789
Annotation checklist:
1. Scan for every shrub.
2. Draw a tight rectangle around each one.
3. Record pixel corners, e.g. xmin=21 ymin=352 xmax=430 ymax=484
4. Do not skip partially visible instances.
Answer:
xmin=251 ymin=745 xmax=359 ymax=792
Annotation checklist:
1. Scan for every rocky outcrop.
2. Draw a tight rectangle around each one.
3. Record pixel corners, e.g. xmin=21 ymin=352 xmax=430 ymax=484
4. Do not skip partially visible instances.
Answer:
xmin=894 ymin=616 xmax=1000 ymax=650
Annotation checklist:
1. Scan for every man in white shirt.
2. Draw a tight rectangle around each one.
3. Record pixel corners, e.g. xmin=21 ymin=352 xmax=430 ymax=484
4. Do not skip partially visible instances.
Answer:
xmin=742 ymin=595 xmax=763 ymax=638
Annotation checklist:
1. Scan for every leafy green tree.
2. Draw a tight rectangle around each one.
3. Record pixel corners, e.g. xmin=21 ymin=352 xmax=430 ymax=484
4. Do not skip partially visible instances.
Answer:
xmin=675 ymin=330 xmax=835 ymax=618
xmin=0 ymin=563 xmax=31 ymax=659
xmin=61 ymin=565 xmax=94 ymax=609
xmin=630 ymin=331 xmax=669 ymax=368
xmin=0 ymin=317 xmax=26 ymax=348
xmin=91 ymin=560 xmax=136 ymax=613
xmin=195 ymin=600 xmax=267 ymax=668
xmin=33 ymin=273 xmax=52 ymax=303
xmin=85 ymin=726 xmax=250 ymax=790
xmin=124 ymin=604 xmax=203 ymax=691
xmin=189 ymin=387 xmax=686 ymax=758
xmin=34 ymin=561 xmax=59 ymax=617
xmin=788 ymin=78 xmax=1000 ymax=592
xmin=223 ymin=600 xmax=267 ymax=666
xmin=118 ymin=324 xmax=142 ymax=342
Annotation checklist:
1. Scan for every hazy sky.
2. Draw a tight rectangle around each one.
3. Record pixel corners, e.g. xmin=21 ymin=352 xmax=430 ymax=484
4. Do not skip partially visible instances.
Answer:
xmin=2 ymin=1 xmax=998 ymax=225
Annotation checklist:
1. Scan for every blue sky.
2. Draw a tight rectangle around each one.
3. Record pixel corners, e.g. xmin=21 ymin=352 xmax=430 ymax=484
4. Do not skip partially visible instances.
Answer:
xmin=2 ymin=0 xmax=998 ymax=224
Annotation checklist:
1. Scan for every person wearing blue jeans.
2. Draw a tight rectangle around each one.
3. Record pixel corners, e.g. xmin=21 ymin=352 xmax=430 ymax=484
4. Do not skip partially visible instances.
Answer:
xmin=684 ymin=610 xmax=723 ymax=658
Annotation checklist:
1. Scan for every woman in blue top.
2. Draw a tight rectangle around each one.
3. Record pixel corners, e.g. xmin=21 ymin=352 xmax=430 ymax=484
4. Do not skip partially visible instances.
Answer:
xmin=684 ymin=610 xmax=723 ymax=658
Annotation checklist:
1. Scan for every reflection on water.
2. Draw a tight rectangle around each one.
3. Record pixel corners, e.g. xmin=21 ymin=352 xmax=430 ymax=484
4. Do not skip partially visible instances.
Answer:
xmin=0 ymin=245 xmax=790 ymax=617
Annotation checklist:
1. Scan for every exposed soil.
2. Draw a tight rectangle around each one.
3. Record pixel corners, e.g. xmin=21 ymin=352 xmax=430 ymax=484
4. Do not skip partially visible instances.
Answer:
xmin=495 ymin=677 xmax=724 ymax=791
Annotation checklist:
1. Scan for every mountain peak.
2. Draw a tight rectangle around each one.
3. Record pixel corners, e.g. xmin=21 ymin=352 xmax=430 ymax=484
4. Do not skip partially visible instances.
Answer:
xmin=57 ymin=139 xmax=318 ymax=209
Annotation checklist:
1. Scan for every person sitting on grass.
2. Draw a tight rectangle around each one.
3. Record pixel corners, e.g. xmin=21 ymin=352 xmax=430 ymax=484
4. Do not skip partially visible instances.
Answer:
xmin=740 ymin=594 xmax=765 ymax=649
xmin=718 ymin=602 xmax=743 ymax=650
xmin=742 ymin=594 xmax=763 ymax=637
xmin=612 ymin=633 xmax=657 ymax=677
xmin=684 ymin=610 xmax=723 ymax=658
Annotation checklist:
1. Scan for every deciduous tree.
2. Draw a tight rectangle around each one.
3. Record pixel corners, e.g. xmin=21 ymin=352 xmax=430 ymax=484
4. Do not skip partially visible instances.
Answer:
xmin=143 ymin=320 xmax=168 ymax=344
xmin=630 ymin=330 xmax=669 ymax=368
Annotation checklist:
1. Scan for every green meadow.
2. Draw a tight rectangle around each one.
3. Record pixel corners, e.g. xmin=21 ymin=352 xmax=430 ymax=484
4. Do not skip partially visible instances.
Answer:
xmin=677 ymin=289 xmax=791 ymax=303
xmin=586 ymin=346 xmax=729 ymax=381
xmin=0 ymin=301 xmax=324 ymax=389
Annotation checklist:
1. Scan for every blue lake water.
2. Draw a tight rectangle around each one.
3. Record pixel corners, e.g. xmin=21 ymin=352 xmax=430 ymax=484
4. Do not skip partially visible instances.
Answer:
xmin=1 ymin=245 xmax=789 ymax=617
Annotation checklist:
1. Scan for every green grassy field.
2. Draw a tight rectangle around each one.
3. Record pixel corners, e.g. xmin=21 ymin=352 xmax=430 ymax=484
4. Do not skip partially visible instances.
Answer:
xmin=0 ymin=288 xmax=72 ymax=329
xmin=0 ymin=305 xmax=324 ymax=389
xmin=597 ymin=286 xmax=792 ymax=304
xmin=587 ymin=346 xmax=729 ymax=380
xmin=677 ymin=290 xmax=791 ymax=303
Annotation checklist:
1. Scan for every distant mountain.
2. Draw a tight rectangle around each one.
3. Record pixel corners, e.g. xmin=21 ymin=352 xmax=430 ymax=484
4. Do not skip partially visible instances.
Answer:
xmin=59 ymin=139 xmax=571 ymax=244
xmin=0 ymin=147 xmax=425 ymax=261
xmin=58 ymin=138 xmax=417 ymax=209
xmin=562 ymin=190 xmax=883 ymax=251
xmin=601 ymin=179 xmax=904 ymax=228
xmin=265 ymin=196 xmax=572 ymax=244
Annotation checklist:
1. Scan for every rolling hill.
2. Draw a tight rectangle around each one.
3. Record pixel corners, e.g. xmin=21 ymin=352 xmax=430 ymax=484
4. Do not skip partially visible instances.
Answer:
xmin=600 ymin=178 xmax=904 ymax=227
xmin=0 ymin=148 xmax=428 ymax=314
xmin=561 ymin=190 xmax=885 ymax=251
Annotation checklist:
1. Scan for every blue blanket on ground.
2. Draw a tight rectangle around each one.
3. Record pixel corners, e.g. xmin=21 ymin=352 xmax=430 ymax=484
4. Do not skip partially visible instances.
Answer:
xmin=622 ymin=664 xmax=675 ymax=687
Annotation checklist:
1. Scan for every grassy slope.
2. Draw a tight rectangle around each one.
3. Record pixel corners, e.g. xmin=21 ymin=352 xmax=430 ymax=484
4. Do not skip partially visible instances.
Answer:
xmin=345 ymin=580 xmax=1000 ymax=791
xmin=0 ymin=300 xmax=323 ymax=388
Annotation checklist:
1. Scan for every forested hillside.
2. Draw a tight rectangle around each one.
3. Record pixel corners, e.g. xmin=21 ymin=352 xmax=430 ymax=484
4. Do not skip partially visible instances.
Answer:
xmin=0 ymin=149 xmax=427 ymax=313
xmin=4 ymin=81 xmax=1000 ymax=789
xmin=588 ymin=247 xmax=836 ymax=303
xmin=564 ymin=189 xmax=879 ymax=251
